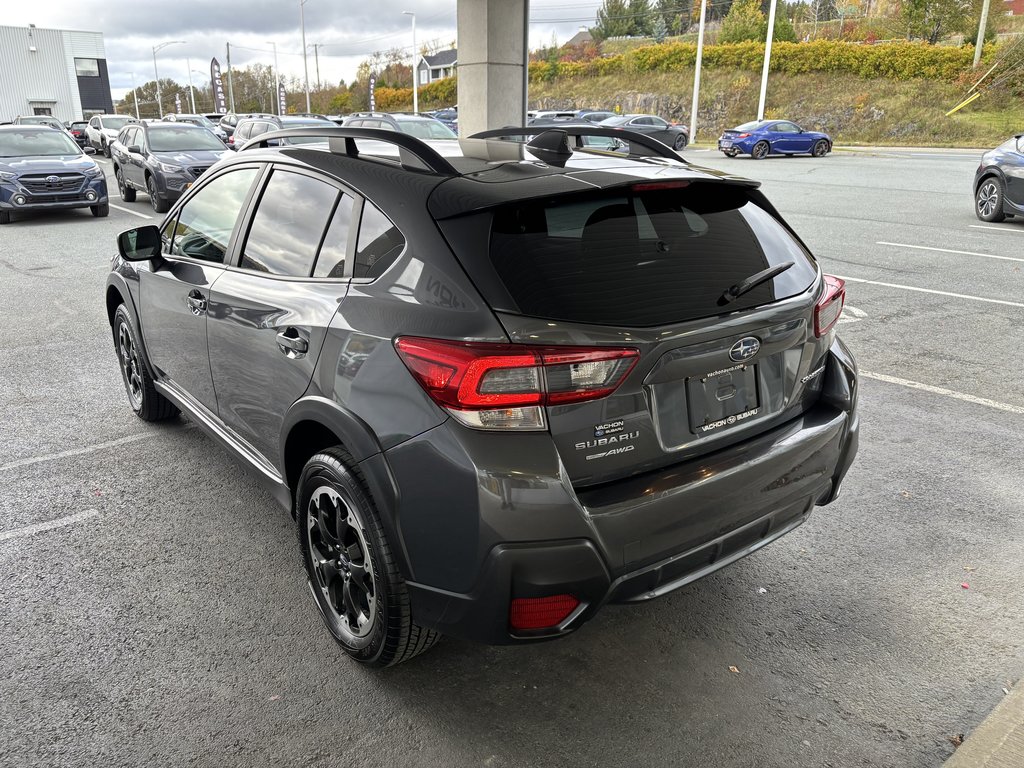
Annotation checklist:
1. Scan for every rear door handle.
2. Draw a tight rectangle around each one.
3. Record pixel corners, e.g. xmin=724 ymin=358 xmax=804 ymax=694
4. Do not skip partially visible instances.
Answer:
xmin=185 ymin=290 xmax=207 ymax=315
xmin=276 ymin=328 xmax=308 ymax=355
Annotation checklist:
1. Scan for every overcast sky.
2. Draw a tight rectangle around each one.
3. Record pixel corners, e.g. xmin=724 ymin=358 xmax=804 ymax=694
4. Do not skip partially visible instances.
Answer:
xmin=6 ymin=1 xmax=602 ymax=101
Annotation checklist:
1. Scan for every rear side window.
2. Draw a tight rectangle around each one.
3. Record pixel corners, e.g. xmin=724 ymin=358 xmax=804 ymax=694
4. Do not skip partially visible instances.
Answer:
xmin=313 ymin=194 xmax=356 ymax=278
xmin=354 ymin=202 xmax=405 ymax=279
xmin=241 ymin=170 xmax=338 ymax=276
xmin=488 ymin=184 xmax=817 ymax=327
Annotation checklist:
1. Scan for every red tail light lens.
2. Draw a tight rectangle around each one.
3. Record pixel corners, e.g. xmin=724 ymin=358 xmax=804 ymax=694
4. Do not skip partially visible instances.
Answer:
xmin=510 ymin=594 xmax=580 ymax=632
xmin=736 ymin=133 xmax=750 ymax=139
xmin=394 ymin=337 xmax=638 ymax=430
xmin=814 ymin=275 xmax=845 ymax=337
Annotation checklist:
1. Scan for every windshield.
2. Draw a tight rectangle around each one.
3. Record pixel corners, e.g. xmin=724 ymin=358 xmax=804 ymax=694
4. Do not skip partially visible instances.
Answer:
xmin=397 ymin=120 xmax=456 ymax=140
xmin=104 ymin=117 xmax=134 ymax=130
xmin=281 ymin=121 xmax=329 ymax=144
xmin=148 ymin=126 xmax=226 ymax=152
xmin=20 ymin=117 xmax=59 ymax=126
xmin=0 ymin=130 xmax=82 ymax=158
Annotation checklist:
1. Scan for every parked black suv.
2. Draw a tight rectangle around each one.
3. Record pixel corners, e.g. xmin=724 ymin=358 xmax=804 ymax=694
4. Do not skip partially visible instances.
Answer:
xmin=105 ymin=125 xmax=859 ymax=667
xmin=342 ymin=112 xmax=456 ymax=140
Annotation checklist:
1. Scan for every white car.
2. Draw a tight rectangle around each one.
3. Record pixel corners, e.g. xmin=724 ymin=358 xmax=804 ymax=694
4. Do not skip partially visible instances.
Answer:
xmin=86 ymin=114 xmax=138 ymax=157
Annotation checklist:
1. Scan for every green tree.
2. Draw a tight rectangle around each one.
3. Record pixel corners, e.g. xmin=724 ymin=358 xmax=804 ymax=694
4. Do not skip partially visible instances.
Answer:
xmin=652 ymin=13 xmax=668 ymax=42
xmin=902 ymin=0 xmax=971 ymax=44
xmin=628 ymin=0 xmax=653 ymax=36
xmin=772 ymin=11 xmax=798 ymax=42
xmin=593 ymin=0 xmax=632 ymax=39
xmin=719 ymin=0 xmax=766 ymax=43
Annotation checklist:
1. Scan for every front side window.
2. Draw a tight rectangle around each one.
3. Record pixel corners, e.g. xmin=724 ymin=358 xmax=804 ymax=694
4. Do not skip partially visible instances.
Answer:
xmin=75 ymin=58 xmax=100 ymax=77
xmin=169 ymin=168 xmax=259 ymax=264
xmin=90 ymin=117 xmax=100 ymax=128
xmin=354 ymin=202 xmax=405 ymax=279
xmin=240 ymin=170 xmax=338 ymax=276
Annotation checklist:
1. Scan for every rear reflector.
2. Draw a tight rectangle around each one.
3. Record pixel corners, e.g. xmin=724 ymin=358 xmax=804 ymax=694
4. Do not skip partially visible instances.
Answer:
xmin=394 ymin=337 xmax=638 ymax=430
xmin=509 ymin=594 xmax=580 ymax=632
xmin=814 ymin=275 xmax=845 ymax=337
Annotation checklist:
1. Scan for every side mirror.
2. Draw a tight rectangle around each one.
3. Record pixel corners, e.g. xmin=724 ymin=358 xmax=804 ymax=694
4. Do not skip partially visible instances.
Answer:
xmin=83 ymin=146 xmax=97 ymax=155
xmin=118 ymin=225 xmax=162 ymax=262
xmin=128 ymin=145 xmax=142 ymax=155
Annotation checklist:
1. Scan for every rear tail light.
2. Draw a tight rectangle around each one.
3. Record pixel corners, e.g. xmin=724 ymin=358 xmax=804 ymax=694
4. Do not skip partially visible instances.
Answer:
xmin=394 ymin=337 xmax=638 ymax=431
xmin=735 ymin=133 xmax=750 ymax=139
xmin=814 ymin=275 xmax=845 ymax=337
xmin=510 ymin=595 xmax=580 ymax=632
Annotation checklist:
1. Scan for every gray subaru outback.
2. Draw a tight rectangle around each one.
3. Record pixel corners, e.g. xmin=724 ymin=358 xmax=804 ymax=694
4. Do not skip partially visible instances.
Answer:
xmin=105 ymin=125 xmax=859 ymax=667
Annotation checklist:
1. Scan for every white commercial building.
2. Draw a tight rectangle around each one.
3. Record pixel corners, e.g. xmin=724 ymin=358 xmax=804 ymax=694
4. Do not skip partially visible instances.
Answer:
xmin=0 ymin=24 xmax=114 ymax=123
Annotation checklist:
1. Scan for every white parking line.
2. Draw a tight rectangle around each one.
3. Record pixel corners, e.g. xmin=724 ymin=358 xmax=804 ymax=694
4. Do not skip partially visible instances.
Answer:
xmin=835 ymin=275 xmax=1024 ymax=308
xmin=0 ymin=428 xmax=192 ymax=473
xmin=110 ymin=203 xmax=152 ymax=220
xmin=0 ymin=510 xmax=100 ymax=543
xmin=969 ymin=224 xmax=1024 ymax=235
xmin=861 ymin=371 xmax=1024 ymax=415
xmin=876 ymin=241 xmax=1024 ymax=264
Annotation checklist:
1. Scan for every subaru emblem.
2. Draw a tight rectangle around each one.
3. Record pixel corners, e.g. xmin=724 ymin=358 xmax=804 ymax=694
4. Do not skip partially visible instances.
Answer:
xmin=45 ymin=175 xmax=61 ymax=184
xmin=729 ymin=337 xmax=760 ymax=362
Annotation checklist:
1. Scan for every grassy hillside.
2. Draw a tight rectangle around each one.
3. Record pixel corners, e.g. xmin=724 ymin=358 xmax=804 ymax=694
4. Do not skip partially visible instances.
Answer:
xmin=528 ymin=69 xmax=1023 ymax=147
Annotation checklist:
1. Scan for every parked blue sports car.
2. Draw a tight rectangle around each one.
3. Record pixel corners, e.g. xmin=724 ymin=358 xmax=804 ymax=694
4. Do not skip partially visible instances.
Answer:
xmin=718 ymin=120 xmax=832 ymax=160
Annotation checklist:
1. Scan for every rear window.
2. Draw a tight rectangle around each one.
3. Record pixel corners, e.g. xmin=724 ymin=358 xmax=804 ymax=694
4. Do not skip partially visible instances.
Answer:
xmin=488 ymin=184 xmax=817 ymax=327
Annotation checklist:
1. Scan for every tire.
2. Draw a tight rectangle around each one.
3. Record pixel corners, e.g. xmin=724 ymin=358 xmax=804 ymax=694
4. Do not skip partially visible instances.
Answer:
xmin=0 ymin=210 xmax=10 ymax=225
xmin=751 ymin=141 xmax=770 ymax=160
xmin=112 ymin=304 xmax=178 ymax=422
xmin=976 ymin=177 xmax=1006 ymax=223
xmin=102 ymin=139 xmax=111 ymax=158
xmin=116 ymin=167 xmax=136 ymax=202
xmin=91 ymin=203 xmax=109 ymax=218
xmin=147 ymin=175 xmax=169 ymax=214
xmin=673 ymin=134 xmax=687 ymax=151
xmin=297 ymin=448 xmax=440 ymax=667
xmin=812 ymin=140 xmax=830 ymax=158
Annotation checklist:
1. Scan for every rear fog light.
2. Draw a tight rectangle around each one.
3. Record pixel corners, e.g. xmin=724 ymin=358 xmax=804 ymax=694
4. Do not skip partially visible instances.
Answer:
xmin=510 ymin=595 xmax=580 ymax=632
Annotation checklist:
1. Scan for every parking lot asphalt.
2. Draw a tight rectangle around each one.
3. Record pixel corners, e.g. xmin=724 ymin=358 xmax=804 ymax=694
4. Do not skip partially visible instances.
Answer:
xmin=1 ymin=147 xmax=1022 ymax=768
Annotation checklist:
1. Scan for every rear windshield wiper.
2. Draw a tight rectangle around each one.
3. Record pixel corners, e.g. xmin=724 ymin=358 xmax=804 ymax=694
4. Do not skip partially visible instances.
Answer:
xmin=718 ymin=261 xmax=794 ymax=305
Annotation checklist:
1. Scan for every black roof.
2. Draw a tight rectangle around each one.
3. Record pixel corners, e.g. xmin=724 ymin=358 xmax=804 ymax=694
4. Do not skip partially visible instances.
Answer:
xmin=422 ymin=49 xmax=457 ymax=68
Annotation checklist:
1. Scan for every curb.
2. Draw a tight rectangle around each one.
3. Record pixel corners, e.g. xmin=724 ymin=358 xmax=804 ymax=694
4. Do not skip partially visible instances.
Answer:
xmin=944 ymin=680 xmax=1024 ymax=768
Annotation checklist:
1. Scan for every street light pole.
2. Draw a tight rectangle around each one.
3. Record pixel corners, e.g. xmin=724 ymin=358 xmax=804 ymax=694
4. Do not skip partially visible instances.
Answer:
xmin=130 ymin=71 xmax=140 ymax=119
xmin=267 ymin=41 xmax=280 ymax=115
xmin=191 ymin=70 xmax=208 ymax=111
xmin=403 ymin=11 xmax=417 ymax=115
xmin=300 ymin=0 xmax=311 ymax=112
xmin=689 ymin=0 xmax=707 ymax=143
xmin=152 ymin=40 xmax=186 ymax=118
xmin=186 ymin=57 xmax=196 ymax=113
xmin=756 ymin=0 xmax=779 ymax=121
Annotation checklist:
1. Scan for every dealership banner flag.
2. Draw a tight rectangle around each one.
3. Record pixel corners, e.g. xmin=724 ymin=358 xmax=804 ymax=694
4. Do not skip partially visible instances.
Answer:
xmin=369 ymin=76 xmax=376 ymax=111
xmin=278 ymin=83 xmax=287 ymax=115
xmin=210 ymin=58 xmax=227 ymax=114
xmin=174 ymin=93 xmax=181 ymax=112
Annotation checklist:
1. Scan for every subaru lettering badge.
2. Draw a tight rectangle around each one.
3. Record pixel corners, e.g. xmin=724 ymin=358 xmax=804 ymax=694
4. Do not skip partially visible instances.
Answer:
xmin=729 ymin=337 xmax=760 ymax=362
xmin=45 ymin=175 xmax=61 ymax=184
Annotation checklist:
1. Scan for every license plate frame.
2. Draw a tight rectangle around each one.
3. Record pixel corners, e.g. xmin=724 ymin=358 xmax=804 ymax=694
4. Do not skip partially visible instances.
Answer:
xmin=720 ymin=140 xmax=733 ymax=148
xmin=686 ymin=364 xmax=759 ymax=435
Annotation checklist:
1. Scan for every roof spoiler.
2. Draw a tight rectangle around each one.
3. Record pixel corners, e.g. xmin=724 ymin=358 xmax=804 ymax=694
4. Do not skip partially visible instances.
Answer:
xmin=469 ymin=126 xmax=687 ymax=164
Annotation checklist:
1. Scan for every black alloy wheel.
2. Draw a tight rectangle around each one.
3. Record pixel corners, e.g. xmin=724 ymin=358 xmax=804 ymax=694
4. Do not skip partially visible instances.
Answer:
xmin=116 ymin=167 xmax=136 ymax=202
xmin=147 ymin=176 xmax=169 ymax=214
xmin=297 ymin=449 xmax=439 ymax=667
xmin=812 ymin=140 xmax=830 ymax=158
xmin=673 ymin=134 xmax=687 ymax=151
xmin=751 ymin=141 xmax=770 ymax=160
xmin=112 ymin=304 xmax=177 ymax=421
xmin=976 ymin=177 xmax=1006 ymax=223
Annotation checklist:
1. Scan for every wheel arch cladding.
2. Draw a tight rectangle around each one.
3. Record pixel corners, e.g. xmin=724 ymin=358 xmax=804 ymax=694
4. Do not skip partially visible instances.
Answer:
xmin=106 ymin=284 xmax=127 ymax=326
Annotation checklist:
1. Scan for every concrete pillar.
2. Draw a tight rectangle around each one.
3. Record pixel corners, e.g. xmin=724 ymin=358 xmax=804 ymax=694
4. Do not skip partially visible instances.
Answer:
xmin=456 ymin=0 xmax=529 ymax=136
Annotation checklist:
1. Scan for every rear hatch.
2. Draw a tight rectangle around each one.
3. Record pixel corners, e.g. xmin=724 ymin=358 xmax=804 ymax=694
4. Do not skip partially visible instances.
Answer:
xmin=436 ymin=179 xmax=834 ymax=487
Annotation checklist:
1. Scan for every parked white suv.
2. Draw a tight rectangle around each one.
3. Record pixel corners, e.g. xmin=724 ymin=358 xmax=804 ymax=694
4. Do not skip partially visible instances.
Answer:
xmin=86 ymin=115 xmax=138 ymax=157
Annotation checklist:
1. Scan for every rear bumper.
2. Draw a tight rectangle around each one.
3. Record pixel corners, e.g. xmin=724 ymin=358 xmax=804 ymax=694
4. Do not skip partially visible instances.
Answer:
xmin=393 ymin=338 xmax=858 ymax=645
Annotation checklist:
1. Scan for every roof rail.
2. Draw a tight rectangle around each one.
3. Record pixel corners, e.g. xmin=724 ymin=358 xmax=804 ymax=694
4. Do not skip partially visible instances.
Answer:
xmin=239 ymin=126 xmax=460 ymax=176
xmin=469 ymin=126 xmax=687 ymax=163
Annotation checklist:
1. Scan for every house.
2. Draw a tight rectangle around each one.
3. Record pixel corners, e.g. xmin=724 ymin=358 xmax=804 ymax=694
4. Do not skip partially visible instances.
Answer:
xmin=1005 ymin=0 xmax=1024 ymax=14
xmin=565 ymin=27 xmax=593 ymax=46
xmin=416 ymin=49 xmax=457 ymax=86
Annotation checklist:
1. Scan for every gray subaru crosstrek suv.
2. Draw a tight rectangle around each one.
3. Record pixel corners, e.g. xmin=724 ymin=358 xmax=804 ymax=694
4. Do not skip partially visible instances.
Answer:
xmin=105 ymin=125 xmax=859 ymax=667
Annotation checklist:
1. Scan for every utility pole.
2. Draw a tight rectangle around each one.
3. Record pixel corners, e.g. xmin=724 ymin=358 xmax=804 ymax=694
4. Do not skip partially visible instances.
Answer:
xmin=152 ymin=40 xmax=186 ymax=118
xmin=226 ymin=43 xmax=236 ymax=113
xmin=689 ymin=0 xmax=707 ymax=143
xmin=130 ymin=72 xmax=140 ymax=119
xmin=403 ymin=11 xmax=417 ymax=114
xmin=974 ymin=0 xmax=991 ymax=67
xmin=300 ymin=0 xmax=311 ymax=112
xmin=757 ymin=0 xmax=779 ymax=121
xmin=267 ymin=41 xmax=280 ymax=115
xmin=313 ymin=44 xmax=321 ymax=91
xmin=186 ymin=57 xmax=196 ymax=113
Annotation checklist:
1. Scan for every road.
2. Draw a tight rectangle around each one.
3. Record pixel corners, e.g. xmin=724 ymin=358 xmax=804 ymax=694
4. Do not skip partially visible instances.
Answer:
xmin=1 ymin=147 xmax=1022 ymax=768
